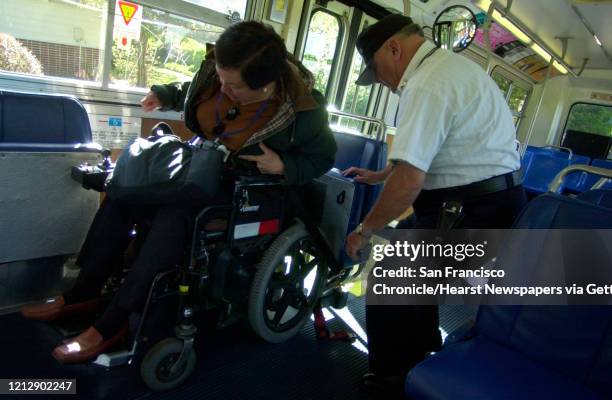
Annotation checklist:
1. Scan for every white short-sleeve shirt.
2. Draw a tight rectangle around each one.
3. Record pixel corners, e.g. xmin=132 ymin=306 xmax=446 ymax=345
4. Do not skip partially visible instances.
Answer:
xmin=388 ymin=41 xmax=520 ymax=190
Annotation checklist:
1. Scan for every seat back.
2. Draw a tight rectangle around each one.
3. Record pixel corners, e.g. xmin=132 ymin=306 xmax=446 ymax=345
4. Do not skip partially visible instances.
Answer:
xmin=582 ymin=159 xmax=612 ymax=191
xmin=332 ymin=131 xmax=387 ymax=220
xmin=522 ymin=146 xmax=591 ymax=194
xmin=475 ymin=194 xmax=612 ymax=394
xmin=577 ymin=189 xmax=612 ymax=208
xmin=313 ymin=131 xmax=387 ymax=268
xmin=0 ymin=90 xmax=100 ymax=265
xmin=0 ymin=90 xmax=93 ymax=150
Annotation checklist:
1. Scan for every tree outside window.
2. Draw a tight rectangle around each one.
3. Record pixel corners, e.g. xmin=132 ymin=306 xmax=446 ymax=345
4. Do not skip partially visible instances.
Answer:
xmin=301 ymin=10 xmax=341 ymax=95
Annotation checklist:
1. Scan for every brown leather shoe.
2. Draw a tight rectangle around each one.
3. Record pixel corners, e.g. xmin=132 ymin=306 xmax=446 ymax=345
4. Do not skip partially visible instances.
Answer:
xmin=21 ymin=296 xmax=102 ymax=321
xmin=52 ymin=325 xmax=128 ymax=364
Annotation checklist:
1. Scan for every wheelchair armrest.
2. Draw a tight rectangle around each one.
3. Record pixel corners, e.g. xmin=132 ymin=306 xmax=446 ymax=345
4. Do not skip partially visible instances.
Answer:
xmin=194 ymin=205 xmax=232 ymax=227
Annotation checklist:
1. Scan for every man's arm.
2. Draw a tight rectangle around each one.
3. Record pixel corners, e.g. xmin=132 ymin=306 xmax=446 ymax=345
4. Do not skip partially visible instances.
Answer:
xmin=361 ymin=161 xmax=424 ymax=232
xmin=346 ymin=161 xmax=425 ymax=259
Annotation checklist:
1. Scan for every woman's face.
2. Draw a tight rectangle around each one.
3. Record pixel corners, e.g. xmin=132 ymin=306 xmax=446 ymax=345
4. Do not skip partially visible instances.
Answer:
xmin=216 ymin=66 xmax=265 ymax=104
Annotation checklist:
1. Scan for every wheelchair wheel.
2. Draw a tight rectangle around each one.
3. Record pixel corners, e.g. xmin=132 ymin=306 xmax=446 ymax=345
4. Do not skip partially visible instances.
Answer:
xmin=140 ymin=338 xmax=196 ymax=391
xmin=249 ymin=223 xmax=328 ymax=343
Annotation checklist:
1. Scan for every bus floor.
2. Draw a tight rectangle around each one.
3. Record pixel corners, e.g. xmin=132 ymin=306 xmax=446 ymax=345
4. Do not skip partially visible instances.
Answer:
xmin=0 ymin=296 xmax=476 ymax=400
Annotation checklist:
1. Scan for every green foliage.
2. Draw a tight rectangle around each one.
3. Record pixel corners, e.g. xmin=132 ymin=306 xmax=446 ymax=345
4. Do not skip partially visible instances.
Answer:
xmin=567 ymin=104 xmax=612 ymax=137
xmin=302 ymin=11 xmax=340 ymax=95
xmin=110 ymin=7 xmax=217 ymax=87
xmin=0 ymin=33 xmax=43 ymax=75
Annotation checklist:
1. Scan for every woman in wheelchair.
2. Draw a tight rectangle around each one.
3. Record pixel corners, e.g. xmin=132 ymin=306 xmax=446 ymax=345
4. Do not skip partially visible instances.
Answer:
xmin=21 ymin=21 xmax=336 ymax=365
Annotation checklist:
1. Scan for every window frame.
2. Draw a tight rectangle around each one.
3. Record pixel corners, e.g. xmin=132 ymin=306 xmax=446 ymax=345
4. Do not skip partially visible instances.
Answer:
xmin=491 ymin=65 xmax=532 ymax=130
xmin=0 ymin=0 xmax=238 ymax=94
xmin=562 ymin=101 xmax=612 ymax=138
xmin=300 ymin=7 xmax=345 ymax=99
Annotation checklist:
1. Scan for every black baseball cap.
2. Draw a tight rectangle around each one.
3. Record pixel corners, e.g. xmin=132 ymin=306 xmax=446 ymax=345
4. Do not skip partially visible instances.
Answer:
xmin=355 ymin=14 xmax=416 ymax=86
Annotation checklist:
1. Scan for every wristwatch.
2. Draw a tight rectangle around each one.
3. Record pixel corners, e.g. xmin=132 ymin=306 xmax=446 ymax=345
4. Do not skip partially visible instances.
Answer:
xmin=356 ymin=223 xmax=373 ymax=239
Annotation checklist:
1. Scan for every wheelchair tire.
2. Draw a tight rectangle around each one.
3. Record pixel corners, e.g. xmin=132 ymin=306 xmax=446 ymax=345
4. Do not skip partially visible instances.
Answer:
xmin=140 ymin=338 xmax=196 ymax=391
xmin=249 ymin=223 xmax=327 ymax=343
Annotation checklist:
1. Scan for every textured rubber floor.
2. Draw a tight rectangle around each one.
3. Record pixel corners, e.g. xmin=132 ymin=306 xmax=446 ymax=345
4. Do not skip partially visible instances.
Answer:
xmin=0 ymin=297 xmax=475 ymax=400
xmin=0 ymin=297 xmax=369 ymax=400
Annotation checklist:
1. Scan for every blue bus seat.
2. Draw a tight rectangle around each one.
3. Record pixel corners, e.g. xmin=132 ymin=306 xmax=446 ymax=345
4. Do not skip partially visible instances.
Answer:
xmin=577 ymin=189 xmax=612 ymax=209
xmin=0 ymin=89 xmax=97 ymax=152
xmin=522 ymin=146 xmax=590 ymax=194
xmin=582 ymin=159 xmax=612 ymax=191
xmin=0 ymin=90 xmax=100 ymax=266
xmin=406 ymin=194 xmax=612 ymax=400
xmin=322 ymin=131 xmax=387 ymax=267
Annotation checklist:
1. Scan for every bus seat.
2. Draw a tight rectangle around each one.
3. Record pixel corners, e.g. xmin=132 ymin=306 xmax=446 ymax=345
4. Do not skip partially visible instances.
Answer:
xmin=334 ymin=132 xmax=386 ymax=264
xmin=406 ymin=194 xmax=612 ymax=400
xmin=331 ymin=131 xmax=387 ymax=220
xmin=0 ymin=90 xmax=100 ymax=308
xmin=0 ymin=90 xmax=95 ymax=149
xmin=522 ymin=147 xmax=590 ymax=194
xmin=582 ymin=159 xmax=612 ymax=191
xmin=577 ymin=189 xmax=612 ymax=209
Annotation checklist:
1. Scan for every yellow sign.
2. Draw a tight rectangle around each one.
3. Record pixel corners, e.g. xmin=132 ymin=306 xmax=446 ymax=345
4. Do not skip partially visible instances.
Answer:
xmin=119 ymin=0 xmax=138 ymax=25
xmin=276 ymin=0 xmax=286 ymax=12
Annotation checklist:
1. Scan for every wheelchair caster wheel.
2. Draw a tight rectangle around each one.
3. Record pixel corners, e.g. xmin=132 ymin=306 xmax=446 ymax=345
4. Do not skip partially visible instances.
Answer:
xmin=249 ymin=223 xmax=328 ymax=343
xmin=140 ymin=338 xmax=196 ymax=391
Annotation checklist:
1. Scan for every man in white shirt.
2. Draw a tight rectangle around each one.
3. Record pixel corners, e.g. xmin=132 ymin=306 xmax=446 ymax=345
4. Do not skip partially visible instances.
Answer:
xmin=344 ymin=14 xmax=527 ymax=395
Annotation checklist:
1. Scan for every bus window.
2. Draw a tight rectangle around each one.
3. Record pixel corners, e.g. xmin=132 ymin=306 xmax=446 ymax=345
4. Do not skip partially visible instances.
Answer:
xmin=184 ymin=0 xmax=247 ymax=18
xmin=566 ymin=103 xmax=612 ymax=137
xmin=492 ymin=68 xmax=530 ymax=128
xmin=110 ymin=3 xmax=223 ymax=89
xmin=509 ymin=85 xmax=529 ymax=114
xmin=0 ymin=0 xmax=107 ymax=81
xmin=339 ymin=50 xmax=374 ymax=132
xmin=562 ymin=103 xmax=612 ymax=159
xmin=492 ymin=72 xmax=511 ymax=98
xmin=301 ymin=10 xmax=342 ymax=96
xmin=508 ymin=85 xmax=529 ymax=127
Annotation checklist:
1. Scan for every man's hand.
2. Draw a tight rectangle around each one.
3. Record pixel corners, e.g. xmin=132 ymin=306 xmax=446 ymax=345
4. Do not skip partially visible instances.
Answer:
xmin=140 ymin=91 xmax=161 ymax=112
xmin=239 ymin=143 xmax=285 ymax=175
xmin=342 ymin=164 xmax=392 ymax=185
xmin=346 ymin=230 xmax=369 ymax=260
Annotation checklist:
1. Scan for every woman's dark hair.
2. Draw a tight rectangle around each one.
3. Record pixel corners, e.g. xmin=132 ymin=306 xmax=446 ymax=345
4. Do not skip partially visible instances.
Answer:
xmin=215 ymin=21 xmax=288 ymax=90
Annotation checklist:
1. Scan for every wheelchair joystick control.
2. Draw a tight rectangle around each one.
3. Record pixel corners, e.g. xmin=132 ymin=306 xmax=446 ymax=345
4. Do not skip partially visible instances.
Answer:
xmin=101 ymin=149 xmax=112 ymax=170
xmin=71 ymin=148 xmax=115 ymax=192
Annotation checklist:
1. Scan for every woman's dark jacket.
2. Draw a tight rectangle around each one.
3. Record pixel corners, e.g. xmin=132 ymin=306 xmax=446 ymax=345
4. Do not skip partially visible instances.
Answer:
xmin=150 ymin=58 xmax=337 ymax=186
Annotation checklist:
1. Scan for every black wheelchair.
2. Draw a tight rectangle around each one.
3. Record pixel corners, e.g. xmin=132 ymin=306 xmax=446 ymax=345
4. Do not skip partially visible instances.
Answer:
xmin=73 ymin=133 xmax=359 ymax=391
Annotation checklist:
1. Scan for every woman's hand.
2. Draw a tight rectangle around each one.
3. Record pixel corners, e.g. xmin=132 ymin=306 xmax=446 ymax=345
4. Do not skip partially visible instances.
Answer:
xmin=140 ymin=91 xmax=161 ymax=112
xmin=342 ymin=165 xmax=390 ymax=185
xmin=239 ymin=143 xmax=285 ymax=175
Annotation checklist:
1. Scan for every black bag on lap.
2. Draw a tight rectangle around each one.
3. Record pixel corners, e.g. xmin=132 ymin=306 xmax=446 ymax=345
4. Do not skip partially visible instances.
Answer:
xmin=105 ymin=134 xmax=228 ymax=206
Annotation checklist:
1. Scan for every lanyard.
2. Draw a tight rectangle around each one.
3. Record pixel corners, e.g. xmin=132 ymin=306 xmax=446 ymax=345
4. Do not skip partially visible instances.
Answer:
xmin=416 ymin=46 xmax=439 ymax=70
xmin=214 ymin=91 xmax=270 ymax=138
xmin=394 ymin=46 xmax=440 ymax=126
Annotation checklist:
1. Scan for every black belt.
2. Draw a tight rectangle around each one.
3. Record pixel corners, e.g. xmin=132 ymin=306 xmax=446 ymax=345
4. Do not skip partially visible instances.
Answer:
xmin=421 ymin=169 xmax=523 ymax=200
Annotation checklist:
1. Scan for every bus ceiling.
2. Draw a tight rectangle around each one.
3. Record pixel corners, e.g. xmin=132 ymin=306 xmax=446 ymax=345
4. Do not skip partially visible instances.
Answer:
xmin=327 ymin=0 xmax=611 ymax=73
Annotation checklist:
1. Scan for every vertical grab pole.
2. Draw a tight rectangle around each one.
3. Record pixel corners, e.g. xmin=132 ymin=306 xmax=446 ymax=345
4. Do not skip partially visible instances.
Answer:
xmin=484 ymin=2 xmax=496 ymax=74
xmin=521 ymin=60 xmax=553 ymax=158
xmin=101 ymin=0 xmax=116 ymax=89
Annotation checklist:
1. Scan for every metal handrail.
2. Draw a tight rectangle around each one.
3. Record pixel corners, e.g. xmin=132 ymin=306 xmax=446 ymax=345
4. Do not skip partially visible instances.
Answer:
xmin=327 ymin=109 xmax=387 ymax=142
xmin=549 ymin=165 xmax=612 ymax=193
xmin=542 ymin=145 xmax=574 ymax=159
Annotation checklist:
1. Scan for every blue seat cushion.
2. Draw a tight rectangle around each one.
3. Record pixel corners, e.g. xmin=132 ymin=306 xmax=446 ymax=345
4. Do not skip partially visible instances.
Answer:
xmin=406 ymin=337 xmax=601 ymax=400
